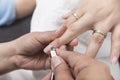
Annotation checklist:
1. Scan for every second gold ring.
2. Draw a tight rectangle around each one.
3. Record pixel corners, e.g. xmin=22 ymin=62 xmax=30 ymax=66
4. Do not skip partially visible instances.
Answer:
xmin=93 ymin=30 xmax=107 ymax=38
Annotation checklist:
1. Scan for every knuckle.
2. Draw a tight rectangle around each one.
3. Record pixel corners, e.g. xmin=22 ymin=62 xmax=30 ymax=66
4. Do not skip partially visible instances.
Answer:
xmin=86 ymin=13 xmax=94 ymax=21
xmin=68 ymin=24 xmax=78 ymax=32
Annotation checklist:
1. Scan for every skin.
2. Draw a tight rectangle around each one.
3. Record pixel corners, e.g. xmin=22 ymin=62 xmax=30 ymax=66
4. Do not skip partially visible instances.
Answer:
xmin=44 ymin=0 xmax=120 ymax=64
xmin=0 ymin=31 xmax=77 ymax=75
xmin=0 ymin=31 xmax=55 ymax=74
xmin=15 ymin=0 xmax=36 ymax=19
xmin=0 ymin=31 xmax=113 ymax=80
xmin=52 ymin=50 xmax=114 ymax=80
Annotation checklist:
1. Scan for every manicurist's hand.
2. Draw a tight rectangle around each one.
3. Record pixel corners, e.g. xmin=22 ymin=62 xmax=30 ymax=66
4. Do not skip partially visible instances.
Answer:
xmin=0 ymin=31 xmax=55 ymax=74
xmin=0 ymin=31 xmax=77 ymax=75
xmin=51 ymin=50 xmax=114 ymax=80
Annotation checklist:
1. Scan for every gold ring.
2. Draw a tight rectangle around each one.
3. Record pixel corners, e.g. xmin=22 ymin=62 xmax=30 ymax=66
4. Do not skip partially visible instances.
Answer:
xmin=93 ymin=30 xmax=107 ymax=38
xmin=72 ymin=13 xmax=79 ymax=20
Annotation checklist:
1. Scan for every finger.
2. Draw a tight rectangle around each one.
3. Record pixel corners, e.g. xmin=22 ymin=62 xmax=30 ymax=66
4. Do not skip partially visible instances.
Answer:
xmin=33 ymin=31 xmax=56 ymax=44
xmin=64 ymin=11 xmax=84 ymax=27
xmin=56 ymin=49 xmax=88 ymax=67
xmin=44 ymin=13 xmax=93 ymax=53
xmin=55 ymin=25 xmax=67 ymax=38
xmin=110 ymin=25 xmax=120 ymax=64
xmin=17 ymin=31 xmax=56 ymax=47
xmin=59 ymin=38 xmax=78 ymax=51
xmin=56 ymin=25 xmax=78 ymax=46
xmin=51 ymin=56 xmax=73 ymax=80
xmin=56 ymin=49 xmax=91 ymax=77
xmin=42 ymin=72 xmax=51 ymax=80
xmin=86 ymin=16 xmax=113 ymax=58
xmin=62 ymin=13 xmax=70 ymax=19
xmin=59 ymin=45 xmax=67 ymax=50
xmin=63 ymin=1 xmax=86 ymax=26
xmin=86 ymin=32 xmax=105 ymax=58
xmin=41 ymin=31 xmax=56 ymax=43
xmin=67 ymin=38 xmax=79 ymax=51
xmin=69 ymin=38 xmax=78 ymax=46
xmin=62 ymin=11 xmax=74 ymax=19
xmin=62 ymin=8 xmax=77 ymax=19
xmin=58 ymin=13 xmax=94 ymax=44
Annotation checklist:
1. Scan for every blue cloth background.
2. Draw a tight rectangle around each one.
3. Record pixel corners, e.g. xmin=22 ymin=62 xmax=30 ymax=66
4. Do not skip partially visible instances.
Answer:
xmin=0 ymin=0 xmax=15 ymax=26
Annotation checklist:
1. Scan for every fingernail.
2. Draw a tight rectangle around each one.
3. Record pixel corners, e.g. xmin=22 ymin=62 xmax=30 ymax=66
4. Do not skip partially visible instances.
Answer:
xmin=51 ymin=56 xmax=62 ymax=69
xmin=56 ymin=26 xmax=62 ymax=33
xmin=63 ymin=12 xmax=71 ymax=18
xmin=44 ymin=44 xmax=53 ymax=53
xmin=62 ymin=14 xmax=69 ymax=19
xmin=111 ymin=56 xmax=118 ymax=64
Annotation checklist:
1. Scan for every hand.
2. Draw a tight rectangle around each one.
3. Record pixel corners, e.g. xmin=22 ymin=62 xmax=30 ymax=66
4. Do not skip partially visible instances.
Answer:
xmin=0 ymin=31 xmax=56 ymax=74
xmin=44 ymin=0 xmax=120 ymax=64
xmin=51 ymin=50 xmax=114 ymax=80
xmin=0 ymin=31 xmax=77 ymax=75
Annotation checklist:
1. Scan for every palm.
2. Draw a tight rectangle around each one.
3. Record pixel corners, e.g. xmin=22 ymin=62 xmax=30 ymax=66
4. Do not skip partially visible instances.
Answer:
xmin=8 ymin=32 xmax=56 ymax=71
xmin=13 ymin=51 xmax=50 ymax=70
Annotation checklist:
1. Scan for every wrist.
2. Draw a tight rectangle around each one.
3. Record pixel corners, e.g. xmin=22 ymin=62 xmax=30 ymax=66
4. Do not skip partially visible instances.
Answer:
xmin=0 ymin=42 xmax=18 ymax=74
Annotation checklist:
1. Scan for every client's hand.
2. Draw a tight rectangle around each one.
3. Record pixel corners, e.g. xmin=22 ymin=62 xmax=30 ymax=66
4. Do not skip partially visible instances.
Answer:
xmin=44 ymin=0 xmax=120 ymax=64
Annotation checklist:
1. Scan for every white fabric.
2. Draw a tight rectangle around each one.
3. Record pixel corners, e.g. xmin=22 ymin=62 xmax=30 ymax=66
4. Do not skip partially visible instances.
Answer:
xmin=0 ymin=70 xmax=34 ymax=80
xmin=0 ymin=69 xmax=50 ymax=80
xmin=31 ymin=0 xmax=120 ymax=80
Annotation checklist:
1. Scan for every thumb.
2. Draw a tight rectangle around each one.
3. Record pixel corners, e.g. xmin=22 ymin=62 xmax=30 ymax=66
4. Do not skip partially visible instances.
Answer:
xmin=56 ymin=49 xmax=91 ymax=76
